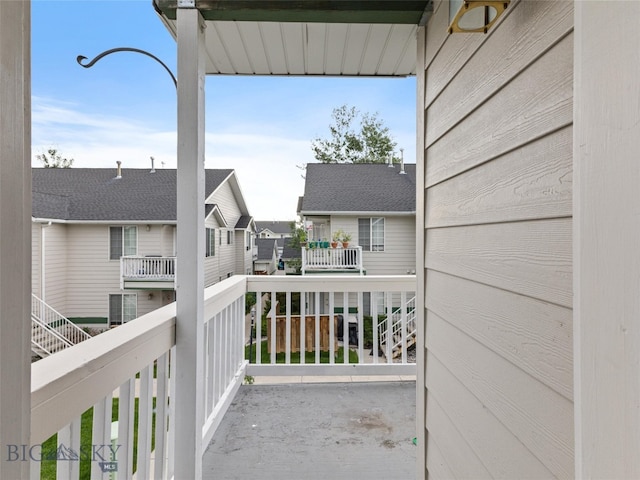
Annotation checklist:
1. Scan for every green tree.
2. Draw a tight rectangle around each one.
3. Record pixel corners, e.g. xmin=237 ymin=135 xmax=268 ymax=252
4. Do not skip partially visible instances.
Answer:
xmin=285 ymin=221 xmax=307 ymax=274
xmin=37 ymin=148 xmax=74 ymax=168
xmin=311 ymin=105 xmax=399 ymax=164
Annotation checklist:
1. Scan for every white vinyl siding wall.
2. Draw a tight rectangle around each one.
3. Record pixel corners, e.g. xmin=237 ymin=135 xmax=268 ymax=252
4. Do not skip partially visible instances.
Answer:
xmin=44 ymin=223 xmax=68 ymax=312
xmin=331 ymin=215 xmax=415 ymax=276
xmin=204 ymin=180 xmax=246 ymax=283
xmin=420 ymin=1 xmax=574 ymax=478
xmin=64 ymin=225 xmax=167 ymax=320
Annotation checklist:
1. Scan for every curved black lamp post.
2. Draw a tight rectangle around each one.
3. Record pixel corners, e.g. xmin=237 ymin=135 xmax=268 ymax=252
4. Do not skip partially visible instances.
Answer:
xmin=77 ymin=47 xmax=177 ymax=88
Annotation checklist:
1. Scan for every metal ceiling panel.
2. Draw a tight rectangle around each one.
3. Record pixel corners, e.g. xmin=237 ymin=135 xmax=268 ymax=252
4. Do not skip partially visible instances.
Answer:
xmin=159 ymin=17 xmax=418 ymax=76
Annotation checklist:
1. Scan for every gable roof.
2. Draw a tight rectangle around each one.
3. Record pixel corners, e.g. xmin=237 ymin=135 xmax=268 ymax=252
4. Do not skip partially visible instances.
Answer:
xmin=256 ymin=220 xmax=293 ymax=235
xmin=32 ymin=168 xmax=234 ymax=222
xmin=255 ymin=238 xmax=278 ymax=261
xmin=299 ymin=163 xmax=416 ymax=214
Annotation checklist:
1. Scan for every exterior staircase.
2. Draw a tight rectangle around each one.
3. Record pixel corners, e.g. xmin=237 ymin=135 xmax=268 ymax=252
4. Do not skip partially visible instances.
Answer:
xmin=378 ymin=296 xmax=416 ymax=359
xmin=31 ymin=294 xmax=92 ymax=359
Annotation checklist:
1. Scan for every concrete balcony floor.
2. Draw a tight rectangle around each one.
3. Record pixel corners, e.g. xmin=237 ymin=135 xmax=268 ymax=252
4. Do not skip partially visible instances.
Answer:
xmin=203 ymin=381 xmax=417 ymax=479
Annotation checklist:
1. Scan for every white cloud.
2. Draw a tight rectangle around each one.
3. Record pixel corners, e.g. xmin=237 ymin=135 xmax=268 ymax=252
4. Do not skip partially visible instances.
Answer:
xmin=32 ymin=97 xmax=307 ymax=220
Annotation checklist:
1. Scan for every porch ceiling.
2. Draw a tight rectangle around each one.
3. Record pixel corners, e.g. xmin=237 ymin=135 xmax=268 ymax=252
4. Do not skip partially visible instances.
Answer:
xmin=154 ymin=0 xmax=431 ymax=76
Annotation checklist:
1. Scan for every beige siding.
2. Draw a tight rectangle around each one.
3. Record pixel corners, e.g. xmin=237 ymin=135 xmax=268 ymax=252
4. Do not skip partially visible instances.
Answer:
xmin=574 ymin=3 xmax=640 ymax=476
xmin=421 ymin=1 xmax=574 ymax=478
xmin=331 ymin=215 xmax=416 ymax=275
xmin=204 ymin=180 xmax=245 ymax=283
xmin=64 ymin=224 xmax=166 ymax=320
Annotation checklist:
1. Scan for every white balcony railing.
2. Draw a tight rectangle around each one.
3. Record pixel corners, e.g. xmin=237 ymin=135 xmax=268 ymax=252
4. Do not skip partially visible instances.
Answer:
xmin=30 ymin=274 xmax=415 ymax=477
xmin=301 ymin=246 xmax=363 ymax=274
xmin=120 ymin=256 xmax=176 ymax=289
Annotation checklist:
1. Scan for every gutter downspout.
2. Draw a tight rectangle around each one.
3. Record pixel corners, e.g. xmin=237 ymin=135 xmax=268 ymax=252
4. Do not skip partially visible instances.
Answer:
xmin=41 ymin=221 xmax=52 ymax=301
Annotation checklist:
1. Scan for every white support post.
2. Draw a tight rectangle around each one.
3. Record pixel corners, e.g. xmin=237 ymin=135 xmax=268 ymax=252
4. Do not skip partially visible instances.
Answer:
xmin=0 ymin=2 xmax=31 ymax=478
xmin=175 ymin=5 xmax=206 ymax=479
xmin=574 ymin=2 xmax=640 ymax=478
xmin=415 ymin=24 xmax=427 ymax=479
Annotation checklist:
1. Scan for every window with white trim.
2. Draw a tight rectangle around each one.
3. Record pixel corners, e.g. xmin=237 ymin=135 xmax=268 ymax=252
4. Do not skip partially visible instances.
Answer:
xmin=227 ymin=229 xmax=233 ymax=244
xmin=206 ymin=228 xmax=216 ymax=257
xmin=109 ymin=294 xmax=137 ymax=326
xmin=109 ymin=226 xmax=137 ymax=260
xmin=358 ymin=217 xmax=385 ymax=252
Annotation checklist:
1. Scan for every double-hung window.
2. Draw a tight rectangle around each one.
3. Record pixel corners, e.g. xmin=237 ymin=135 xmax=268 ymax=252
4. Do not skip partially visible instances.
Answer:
xmin=227 ymin=229 xmax=233 ymax=244
xmin=358 ymin=217 xmax=385 ymax=252
xmin=109 ymin=294 xmax=137 ymax=326
xmin=206 ymin=228 xmax=216 ymax=257
xmin=110 ymin=226 xmax=137 ymax=260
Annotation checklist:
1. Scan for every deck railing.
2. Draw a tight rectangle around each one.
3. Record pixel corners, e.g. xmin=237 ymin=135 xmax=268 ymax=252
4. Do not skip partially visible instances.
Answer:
xmin=301 ymin=246 xmax=363 ymax=274
xmin=29 ymin=275 xmax=414 ymax=477
xmin=120 ymin=256 xmax=176 ymax=288
xmin=245 ymin=275 xmax=416 ymax=376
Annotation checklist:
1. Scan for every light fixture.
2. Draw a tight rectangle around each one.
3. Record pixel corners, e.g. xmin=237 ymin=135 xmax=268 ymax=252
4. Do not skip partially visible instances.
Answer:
xmin=449 ymin=0 xmax=510 ymax=34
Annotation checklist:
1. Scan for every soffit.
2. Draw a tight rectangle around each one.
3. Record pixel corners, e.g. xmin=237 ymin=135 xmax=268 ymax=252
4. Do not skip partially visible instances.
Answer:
xmin=154 ymin=1 xmax=431 ymax=76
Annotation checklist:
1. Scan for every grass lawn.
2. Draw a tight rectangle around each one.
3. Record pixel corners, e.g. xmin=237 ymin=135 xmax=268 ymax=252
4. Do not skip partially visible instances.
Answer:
xmin=245 ymin=339 xmax=359 ymax=364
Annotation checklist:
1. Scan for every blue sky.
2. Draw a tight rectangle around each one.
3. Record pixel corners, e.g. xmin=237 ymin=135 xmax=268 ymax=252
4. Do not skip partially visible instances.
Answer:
xmin=32 ymin=0 xmax=417 ymax=220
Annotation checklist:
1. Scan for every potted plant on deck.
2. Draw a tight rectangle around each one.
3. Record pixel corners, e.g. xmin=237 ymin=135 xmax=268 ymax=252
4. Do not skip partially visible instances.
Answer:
xmin=331 ymin=230 xmax=342 ymax=248
xmin=340 ymin=231 xmax=352 ymax=248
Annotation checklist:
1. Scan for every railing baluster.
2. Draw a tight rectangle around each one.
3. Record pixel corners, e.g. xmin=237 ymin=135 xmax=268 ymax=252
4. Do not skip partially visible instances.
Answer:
xmin=270 ymin=291 xmax=276 ymax=364
xmin=255 ymin=291 xmax=262 ymax=364
xmin=56 ymin=417 xmax=81 ymax=480
xmin=91 ymin=394 xmax=113 ymax=479
xmin=117 ymin=379 xmax=135 ymax=479
xmin=343 ymin=292 xmax=349 ymax=365
xmin=205 ymin=320 xmax=213 ymax=418
xmin=372 ymin=292 xmax=379 ymax=364
xmin=285 ymin=291 xmax=291 ymax=364
xmin=167 ymin=346 xmax=176 ymax=480
xmin=357 ymin=292 xmax=364 ymax=362
xmin=216 ymin=312 xmax=223 ymax=403
xmin=300 ymin=291 xmax=306 ymax=365
xmin=29 ymin=455 xmax=40 ymax=480
xmin=401 ymin=292 xmax=408 ymax=365
xmin=154 ymin=353 xmax=169 ymax=480
xmin=386 ymin=292 xmax=393 ymax=363
xmin=329 ymin=292 xmax=335 ymax=364
xmin=137 ymin=366 xmax=153 ymax=480
xmin=314 ymin=291 xmax=320 ymax=364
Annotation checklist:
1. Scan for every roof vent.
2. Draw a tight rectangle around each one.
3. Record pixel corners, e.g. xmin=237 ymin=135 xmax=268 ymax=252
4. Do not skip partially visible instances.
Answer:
xmin=116 ymin=161 xmax=122 ymax=179
xmin=387 ymin=154 xmax=394 ymax=167
xmin=399 ymin=148 xmax=406 ymax=175
xmin=150 ymin=156 xmax=156 ymax=173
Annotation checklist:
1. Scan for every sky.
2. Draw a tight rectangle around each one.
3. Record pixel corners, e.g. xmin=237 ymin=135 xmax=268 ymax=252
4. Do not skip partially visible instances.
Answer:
xmin=31 ymin=0 xmax=417 ymax=221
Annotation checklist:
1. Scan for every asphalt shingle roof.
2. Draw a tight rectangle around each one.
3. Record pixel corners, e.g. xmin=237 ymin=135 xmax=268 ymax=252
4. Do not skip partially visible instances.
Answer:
xmin=32 ymin=168 xmax=233 ymax=221
xmin=255 ymin=220 xmax=293 ymax=235
xmin=255 ymin=238 xmax=277 ymax=261
xmin=299 ymin=163 xmax=416 ymax=213
xmin=235 ymin=215 xmax=253 ymax=229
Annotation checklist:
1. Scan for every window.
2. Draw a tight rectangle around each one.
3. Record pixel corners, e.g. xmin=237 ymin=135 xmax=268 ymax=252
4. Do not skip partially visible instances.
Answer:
xmin=246 ymin=231 xmax=252 ymax=250
xmin=219 ymin=229 xmax=223 ymax=245
xmin=358 ymin=217 xmax=385 ymax=251
xmin=227 ymin=230 xmax=233 ymax=244
xmin=110 ymin=226 xmax=137 ymax=260
xmin=109 ymin=294 xmax=137 ymax=326
xmin=206 ymin=228 xmax=215 ymax=257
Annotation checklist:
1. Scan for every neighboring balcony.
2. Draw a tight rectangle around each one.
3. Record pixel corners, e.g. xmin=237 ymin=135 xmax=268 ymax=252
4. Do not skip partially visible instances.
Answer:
xmin=31 ymin=274 xmax=416 ymax=479
xmin=302 ymin=246 xmax=363 ymax=275
xmin=120 ymin=255 xmax=176 ymax=290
